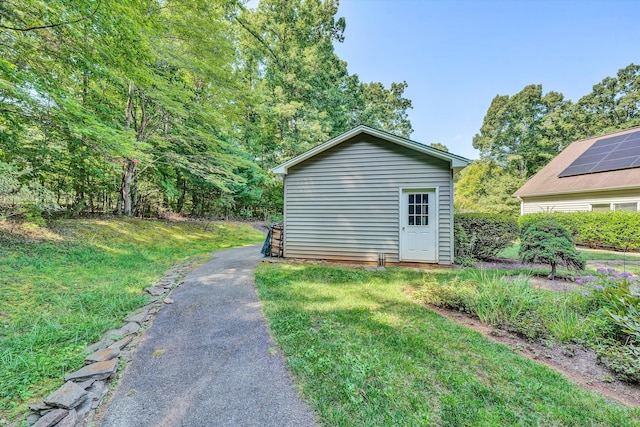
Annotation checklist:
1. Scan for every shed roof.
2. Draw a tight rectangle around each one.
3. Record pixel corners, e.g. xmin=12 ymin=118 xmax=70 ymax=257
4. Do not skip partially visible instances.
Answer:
xmin=514 ymin=126 xmax=640 ymax=198
xmin=271 ymin=125 xmax=471 ymax=176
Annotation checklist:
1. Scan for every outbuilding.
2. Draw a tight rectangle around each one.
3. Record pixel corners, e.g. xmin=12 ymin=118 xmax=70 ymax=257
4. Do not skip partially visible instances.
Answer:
xmin=271 ymin=125 xmax=471 ymax=266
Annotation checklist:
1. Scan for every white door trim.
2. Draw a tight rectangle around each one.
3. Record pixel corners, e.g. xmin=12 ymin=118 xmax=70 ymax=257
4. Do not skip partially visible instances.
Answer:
xmin=398 ymin=187 xmax=439 ymax=262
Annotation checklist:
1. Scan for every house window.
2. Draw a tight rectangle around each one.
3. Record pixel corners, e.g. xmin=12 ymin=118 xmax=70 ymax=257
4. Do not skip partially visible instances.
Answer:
xmin=613 ymin=202 xmax=638 ymax=212
xmin=408 ymin=193 xmax=429 ymax=226
xmin=590 ymin=204 xmax=611 ymax=212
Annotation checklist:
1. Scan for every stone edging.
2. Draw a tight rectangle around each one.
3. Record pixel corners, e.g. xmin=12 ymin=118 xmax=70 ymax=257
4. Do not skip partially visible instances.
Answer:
xmin=25 ymin=260 xmax=199 ymax=427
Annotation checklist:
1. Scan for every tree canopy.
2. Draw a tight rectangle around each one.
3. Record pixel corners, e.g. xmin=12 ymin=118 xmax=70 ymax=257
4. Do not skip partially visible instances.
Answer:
xmin=1 ymin=0 xmax=414 ymax=219
xmin=457 ymin=63 xmax=640 ymax=216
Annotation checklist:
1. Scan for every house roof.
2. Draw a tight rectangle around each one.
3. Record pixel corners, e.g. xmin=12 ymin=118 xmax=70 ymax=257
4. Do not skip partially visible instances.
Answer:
xmin=271 ymin=125 xmax=471 ymax=176
xmin=514 ymin=126 xmax=640 ymax=198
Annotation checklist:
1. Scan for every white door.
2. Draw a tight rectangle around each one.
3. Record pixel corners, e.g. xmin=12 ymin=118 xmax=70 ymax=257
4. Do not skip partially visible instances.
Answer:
xmin=400 ymin=189 xmax=436 ymax=262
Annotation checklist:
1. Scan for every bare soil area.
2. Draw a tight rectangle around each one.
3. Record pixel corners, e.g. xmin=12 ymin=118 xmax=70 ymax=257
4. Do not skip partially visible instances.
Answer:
xmin=430 ymin=305 xmax=640 ymax=408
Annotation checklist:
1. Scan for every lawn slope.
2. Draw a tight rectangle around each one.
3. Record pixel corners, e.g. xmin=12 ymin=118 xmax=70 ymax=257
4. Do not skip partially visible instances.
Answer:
xmin=0 ymin=218 xmax=264 ymax=418
xmin=255 ymin=264 xmax=640 ymax=426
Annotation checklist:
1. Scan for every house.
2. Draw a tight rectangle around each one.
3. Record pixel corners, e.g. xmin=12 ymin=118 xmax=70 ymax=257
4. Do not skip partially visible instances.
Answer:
xmin=270 ymin=125 xmax=471 ymax=266
xmin=514 ymin=126 xmax=640 ymax=214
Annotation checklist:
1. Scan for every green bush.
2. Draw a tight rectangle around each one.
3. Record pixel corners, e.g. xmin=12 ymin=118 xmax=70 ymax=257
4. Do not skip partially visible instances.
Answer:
xmin=519 ymin=218 xmax=585 ymax=280
xmin=519 ymin=211 xmax=640 ymax=252
xmin=454 ymin=213 xmax=518 ymax=261
xmin=412 ymin=276 xmax=477 ymax=311
xmin=598 ymin=344 xmax=640 ymax=383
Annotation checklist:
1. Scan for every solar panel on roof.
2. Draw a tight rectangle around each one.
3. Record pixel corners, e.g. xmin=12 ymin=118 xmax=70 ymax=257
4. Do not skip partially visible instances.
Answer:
xmin=558 ymin=130 xmax=640 ymax=178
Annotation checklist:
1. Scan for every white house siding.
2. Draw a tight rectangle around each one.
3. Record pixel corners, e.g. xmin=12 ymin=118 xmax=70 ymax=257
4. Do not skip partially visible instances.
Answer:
xmin=284 ymin=134 xmax=453 ymax=264
xmin=520 ymin=188 xmax=640 ymax=214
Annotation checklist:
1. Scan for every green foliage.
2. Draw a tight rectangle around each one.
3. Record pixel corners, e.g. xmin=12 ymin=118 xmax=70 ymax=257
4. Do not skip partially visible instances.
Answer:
xmin=598 ymin=344 xmax=640 ymax=383
xmin=519 ymin=211 xmax=640 ymax=252
xmin=0 ymin=0 xmax=414 ymax=220
xmin=519 ymin=218 xmax=585 ymax=279
xmin=454 ymin=160 xmax=525 ymax=216
xmin=454 ymin=213 xmax=518 ymax=261
xmin=0 ymin=162 xmax=60 ymax=219
xmin=0 ymin=218 xmax=265 ymax=418
xmin=256 ymin=264 xmax=640 ymax=425
xmin=469 ymin=64 xmax=640 ymax=221
xmin=412 ymin=266 xmax=640 ymax=384
xmin=472 ymin=84 xmax=569 ymax=178
xmin=599 ymin=275 xmax=640 ymax=340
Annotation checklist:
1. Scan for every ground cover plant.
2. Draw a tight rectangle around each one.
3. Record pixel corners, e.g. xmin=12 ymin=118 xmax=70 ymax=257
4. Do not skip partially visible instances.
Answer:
xmin=255 ymin=263 xmax=640 ymax=426
xmin=0 ymin=218 xmax=264 ymax=419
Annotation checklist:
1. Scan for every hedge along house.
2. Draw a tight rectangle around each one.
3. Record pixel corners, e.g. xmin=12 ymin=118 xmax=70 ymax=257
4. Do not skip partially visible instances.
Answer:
xmin=271 ymin=125 xmax=471 ymax=266
xmin=514 ymin=126 xmax=640 ymax=214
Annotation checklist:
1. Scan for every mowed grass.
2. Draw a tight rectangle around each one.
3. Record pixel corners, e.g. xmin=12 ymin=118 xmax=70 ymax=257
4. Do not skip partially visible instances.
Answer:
xmin=0 ymin=218 xmax=264 ymax=417
xmin=255 ymin=264 xmax=640 ymax=426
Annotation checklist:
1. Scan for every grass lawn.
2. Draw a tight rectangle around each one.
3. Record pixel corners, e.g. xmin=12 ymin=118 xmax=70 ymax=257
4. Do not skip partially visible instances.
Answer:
xmin=0 ymin=218 xmax=264 ymax=418
xmin=255 ymin=263 xmax=640 ymax=426
xmin=498 ymin=243 xmax=640 ymax=261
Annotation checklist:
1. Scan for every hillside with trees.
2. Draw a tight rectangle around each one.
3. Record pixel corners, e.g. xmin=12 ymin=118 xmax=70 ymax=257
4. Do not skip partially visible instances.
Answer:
xmin=0 ymin=0 xmax=412 ymax=221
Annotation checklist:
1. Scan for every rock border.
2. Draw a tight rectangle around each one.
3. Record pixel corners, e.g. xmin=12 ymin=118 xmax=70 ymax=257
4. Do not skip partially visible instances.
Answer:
xmin=25 ymin=261 xmax=198 ymax=427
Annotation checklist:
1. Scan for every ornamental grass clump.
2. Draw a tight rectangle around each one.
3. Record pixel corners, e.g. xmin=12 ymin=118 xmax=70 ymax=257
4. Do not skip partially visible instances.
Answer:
xmin=519 ymin=218 xmax=585 ymax=280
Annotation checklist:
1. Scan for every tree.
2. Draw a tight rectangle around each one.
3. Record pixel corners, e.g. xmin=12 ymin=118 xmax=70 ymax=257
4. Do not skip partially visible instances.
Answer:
xmin=570 ymin=63 xmax=640 ymax=138
xmin=519 ymin=218 xmax=585 ymax=280
xmin=349 ymin=80 xmax=413 ymax=138
xmin=454 ymin=160 xmax=524 ymax=215
xmin=473 ymin=84 xmax=568 ymax=178
xmin=429 ymin=142 xmax=448 ymax=152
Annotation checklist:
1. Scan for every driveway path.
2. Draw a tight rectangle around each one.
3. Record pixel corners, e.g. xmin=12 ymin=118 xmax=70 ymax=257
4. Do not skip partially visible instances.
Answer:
xmin=97 ymin=245 xmax=317 ymax=427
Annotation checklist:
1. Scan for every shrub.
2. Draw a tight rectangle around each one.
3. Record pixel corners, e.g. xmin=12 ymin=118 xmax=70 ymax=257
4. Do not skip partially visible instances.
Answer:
xmin=0 ymin=162 xmax=60 ymax=220
xmin=519 ymin=211 xmax=640 ymax=252
xmin=519 ymin=218 xmax=585 ymax=280
xmin=598 ymin=344 xmax=640 ymax=383
xmin=454 ymin=213 xmax=518 ymax=261
xmin=412 ymin=276 xmax=477 ymax=311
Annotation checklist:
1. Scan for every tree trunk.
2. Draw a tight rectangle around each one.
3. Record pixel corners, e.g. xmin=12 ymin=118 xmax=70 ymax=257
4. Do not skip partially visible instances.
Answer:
xmin=548 ymin=262 xmax=557 ymax=280
xmin=120 ymin=160 xmax=136 ymax=216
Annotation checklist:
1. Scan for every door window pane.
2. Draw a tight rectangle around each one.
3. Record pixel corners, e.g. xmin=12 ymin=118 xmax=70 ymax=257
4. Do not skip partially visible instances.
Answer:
xmin=407 ymin=192 xmax=430 ymax=226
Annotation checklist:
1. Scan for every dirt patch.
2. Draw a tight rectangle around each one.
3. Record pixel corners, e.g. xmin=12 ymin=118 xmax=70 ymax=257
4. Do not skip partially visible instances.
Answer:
xmin=429 ymin=305 xmax=640 ymax=408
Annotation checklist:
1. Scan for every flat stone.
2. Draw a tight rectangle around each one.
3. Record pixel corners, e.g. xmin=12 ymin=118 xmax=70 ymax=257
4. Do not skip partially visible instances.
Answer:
xmin=29 ymin=402 xmax=52 ymax=413
xmin=88 ymin=381 xmax=107 ymax=408
xmin=108 ymin=335 xmax=133 ymax=351
xmin=74 ymin=396 xmax=93 ymax=419
xmin=163 ymin=297 xmax=174 ymax=304
xmin=125 ymin=307 xmax=149 ymax=324
xmin=85 ymin=339 xmax=114 ymax=355
xmin=75 ymin=378 xmax=96 ymax=390
xmin=88 ymin=380 xmax=105 ymax=394
xmin=44 ymin=381 xmax=88 ymax=410
xmin=64 ymin=359 xmax=118 ymax=382
xmin=104 ymin=322 xmax=140 ymax=340
xmin=85 ymin=346 xmax=120 ymax=364
xmin=26 ymin=413 xmax=40 ymax=426
xmin=54 ymin=409 xmax=77 ymax=427
xmin=31 ymin=409 xmax=68 ymax=427
xmin=146 ymin=286 xmax=166 ymax=296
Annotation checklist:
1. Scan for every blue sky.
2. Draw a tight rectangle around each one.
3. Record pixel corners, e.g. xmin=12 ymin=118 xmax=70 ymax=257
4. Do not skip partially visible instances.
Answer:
xmin=333 ymin=0 xmax=640 ymax=159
